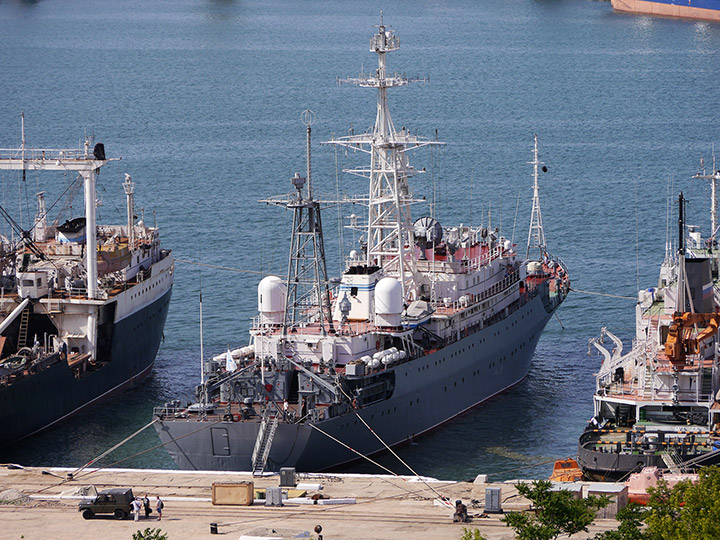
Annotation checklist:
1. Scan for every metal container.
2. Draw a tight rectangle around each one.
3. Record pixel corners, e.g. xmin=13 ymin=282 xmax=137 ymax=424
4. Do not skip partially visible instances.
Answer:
xmin=211 ymin=482 xmax=254 ymax=506
xmin=279 ymin=467 xmax=297 ymax=487
xmin=485 ymin=487 xmax=502 ymax=513
xmin=265 ymin=487 xmax=283 ymax=507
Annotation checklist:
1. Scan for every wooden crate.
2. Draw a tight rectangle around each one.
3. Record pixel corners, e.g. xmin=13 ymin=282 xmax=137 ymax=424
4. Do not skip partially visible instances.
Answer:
xmin=211 ymin=481 xmax=254 ymax=506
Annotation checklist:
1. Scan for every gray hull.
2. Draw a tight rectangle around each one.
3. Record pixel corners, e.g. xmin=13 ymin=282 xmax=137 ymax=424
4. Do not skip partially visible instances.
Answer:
xmin=155 ymin=291 xmax=552 ymax=472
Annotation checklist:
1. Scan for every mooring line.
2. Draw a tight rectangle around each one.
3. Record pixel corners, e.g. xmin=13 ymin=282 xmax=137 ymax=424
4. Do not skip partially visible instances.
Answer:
xmin=70 ymin=419 xmax=157 ymax=478
xmin=307 ymin=422 xmax=398 ymax=477
xmin=32 ymin=418 xmax=224 ymax=495
xmin=333 ymin=384 xmax=453 ymax=507
xmin=175 ymin=258 xmax=270 ymax=276
xmin=570 ymin=287 xmax=636 ymax=300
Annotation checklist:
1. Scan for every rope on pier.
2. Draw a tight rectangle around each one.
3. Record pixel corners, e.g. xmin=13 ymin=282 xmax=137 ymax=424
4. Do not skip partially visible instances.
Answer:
xmin=570 ymin=287 xmax=637 ymax=300
xmin=307 ymin=422 xmax=453 ymax=509
xmin=33 ymin=418 xmax=223 ymax=496
xmin=72 ymin=418 xmax=224 ymax=480
xmin=306 ymin=422 xmax=397 ymax=477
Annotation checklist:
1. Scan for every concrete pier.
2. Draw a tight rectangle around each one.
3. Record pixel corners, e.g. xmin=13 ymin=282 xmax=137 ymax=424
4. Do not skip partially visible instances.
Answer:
xmin=0 ymin=466 xmax=619 ymax=539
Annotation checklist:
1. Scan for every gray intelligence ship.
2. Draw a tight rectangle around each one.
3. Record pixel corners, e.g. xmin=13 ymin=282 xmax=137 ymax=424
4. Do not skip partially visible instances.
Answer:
xmin=154 ymin=21 xmax=569 ymax=473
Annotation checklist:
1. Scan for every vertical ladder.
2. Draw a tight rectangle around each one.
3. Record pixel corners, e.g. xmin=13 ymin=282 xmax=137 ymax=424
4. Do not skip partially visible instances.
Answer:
xmin=642 ymin=365 xmax=654 ymax=400
xmin=251 ymin=412 xmax=279 ymax=476
xmin=17 ymin=307 xmax=30 ymax=349
xmin=701 ymin=368 xmax=713 ymax=399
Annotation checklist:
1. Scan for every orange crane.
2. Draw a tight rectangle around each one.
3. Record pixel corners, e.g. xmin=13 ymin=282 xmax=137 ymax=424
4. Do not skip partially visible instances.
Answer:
xmin=664 ymin=312 xmax=720 ymax=362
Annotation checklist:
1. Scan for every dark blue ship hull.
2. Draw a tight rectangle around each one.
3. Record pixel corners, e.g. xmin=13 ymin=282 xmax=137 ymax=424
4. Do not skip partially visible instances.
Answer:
xmin=0 ymin=288 xmax=172 ymax=448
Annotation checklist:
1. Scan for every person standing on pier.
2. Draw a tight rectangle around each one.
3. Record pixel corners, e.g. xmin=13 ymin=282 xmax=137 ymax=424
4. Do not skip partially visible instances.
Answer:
xmin=156 ymin=496 xmax=164 ymax=520
xmin=131 ymin=497 xmax=142 ymax=521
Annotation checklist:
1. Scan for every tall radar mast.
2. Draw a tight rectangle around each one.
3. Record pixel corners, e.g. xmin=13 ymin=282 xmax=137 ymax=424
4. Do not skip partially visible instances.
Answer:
xmin=526 ymin=134 xmax=547 ymax=259
xmin=327 ymin=17 xmax=444 ymax=302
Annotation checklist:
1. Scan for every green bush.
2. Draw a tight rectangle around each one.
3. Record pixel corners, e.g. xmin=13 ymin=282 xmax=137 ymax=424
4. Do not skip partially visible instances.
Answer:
xmin=643 ymin=466 xmax=720 ymax=540
xmin=460 ymin=528 xmax=488 ymax=540
xmin=502 ymin=480 xmax=609 ymax=540
xmin=595 ymin=465 xmax=720 ymax=540
xmin=132 ymin=528 xmax=168 ymax=540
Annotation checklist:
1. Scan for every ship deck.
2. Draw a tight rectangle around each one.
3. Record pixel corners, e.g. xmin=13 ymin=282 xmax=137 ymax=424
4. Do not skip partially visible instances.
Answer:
xmin=0 ymin=248 xmax=166 ymax=309
xmin=155 ymin=400 xmax=313 ymax=425
xmin=581 ymin=422 xmax=720 ymax=455
xmin=250 ymin=260 xmax=566 ymax=341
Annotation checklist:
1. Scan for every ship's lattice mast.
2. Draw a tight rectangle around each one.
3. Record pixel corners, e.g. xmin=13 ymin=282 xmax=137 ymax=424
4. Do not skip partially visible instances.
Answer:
xmin=327 ymin=18 xmax=444 ymax=301
xmin=526 ymin=134 xmax=547 ymax=259
xmin=262 ymin=115 xmax=334 ymax=335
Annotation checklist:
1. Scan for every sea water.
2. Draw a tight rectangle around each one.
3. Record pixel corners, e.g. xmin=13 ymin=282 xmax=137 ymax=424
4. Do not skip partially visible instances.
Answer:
xmin=1 ymin=0 xmax=719 ymax=481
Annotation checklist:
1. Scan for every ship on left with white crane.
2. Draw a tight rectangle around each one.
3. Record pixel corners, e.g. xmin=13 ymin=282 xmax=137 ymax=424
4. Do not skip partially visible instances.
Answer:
xmin=0 ymin=115 xmax=173 ymax=447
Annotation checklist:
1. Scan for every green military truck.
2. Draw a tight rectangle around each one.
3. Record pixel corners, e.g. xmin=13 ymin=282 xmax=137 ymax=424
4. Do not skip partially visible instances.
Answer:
xmin=78 ymin=487 xmax=134 ymax=519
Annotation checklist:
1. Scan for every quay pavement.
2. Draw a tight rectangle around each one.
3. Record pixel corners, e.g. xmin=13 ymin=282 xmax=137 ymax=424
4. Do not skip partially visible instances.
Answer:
xmin=0 ymin=465 xmax=619 ymax=540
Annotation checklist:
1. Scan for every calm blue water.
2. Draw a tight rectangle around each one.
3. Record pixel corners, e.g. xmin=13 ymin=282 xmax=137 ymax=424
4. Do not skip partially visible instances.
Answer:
xmin=1 ymin=0 xmax=720 ymax=481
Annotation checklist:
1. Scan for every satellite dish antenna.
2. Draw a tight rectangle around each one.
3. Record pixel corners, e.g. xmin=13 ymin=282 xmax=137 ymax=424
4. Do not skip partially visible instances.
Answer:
xmin=413 ymin=216 xmax=443 ymax=248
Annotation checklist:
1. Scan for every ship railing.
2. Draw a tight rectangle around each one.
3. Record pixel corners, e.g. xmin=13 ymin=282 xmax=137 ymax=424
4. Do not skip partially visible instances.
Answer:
xmin=580 ymin=428 xmax=717 ymax=456
xmin=647 ymin=389 xmax=714 ymax=403
xmin=433 ymin=271 xmax=519 ymax=313
xmin=597 ymin=343 xmax=644 ymax=382
xmin=416 ymin=258 xmax=468 ymax=274
xmin=548 ymin=254 xmax=568 ymax=271
xmin=599 ymin=377 xmax=714 ymax=404
xmin=0 ymin=146 xmax=91 ymax=161
xmin=251 ymin=318 xmax=377 ymax=338
xmin=415 ymin=243 xmax=509 ymax=274
xmin=63 ymin=283 xmax=109 ymax=300
xmin=251 ymin=404 xmax=275 ymax=470
xmin=153 ymin=404 xmax=189 ymax=418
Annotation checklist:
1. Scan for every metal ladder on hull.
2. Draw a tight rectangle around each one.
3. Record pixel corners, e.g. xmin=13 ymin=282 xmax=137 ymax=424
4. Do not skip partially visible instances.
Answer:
xmin=17 ymin=307 xmax=30 ymax=349
xmin=251 ymin=411 xmax=279 ymax=476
